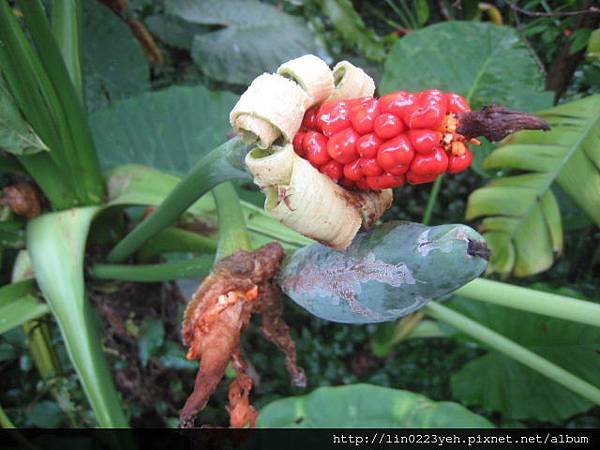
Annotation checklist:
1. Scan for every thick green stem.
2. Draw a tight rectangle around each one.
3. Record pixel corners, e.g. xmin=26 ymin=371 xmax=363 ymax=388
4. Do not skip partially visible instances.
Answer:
xmin=456 ymin=278 xmax=600 ymax=327
xmin=422 ymin=175 xmax=443 ymax=225
xmin=91 ymin=255 xmax=214 ymax=282
xmin=425 ymin=302 xmax=600 ymax=405
xmin=213 ymin=182 xmax=251 ymax=260
xmin=107 ymin=138 xmax=250 ymax=263
xmin=137 ymin=227 xmax=217 ymax=261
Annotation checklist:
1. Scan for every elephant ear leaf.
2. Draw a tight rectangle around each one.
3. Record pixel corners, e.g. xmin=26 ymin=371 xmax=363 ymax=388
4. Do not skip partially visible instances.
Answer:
xmin=466 ymin=95 xmax=600 ymax=277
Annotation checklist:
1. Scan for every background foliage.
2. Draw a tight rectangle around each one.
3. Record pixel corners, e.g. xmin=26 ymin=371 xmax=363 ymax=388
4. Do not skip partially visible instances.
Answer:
xmin=0 ymin=0 xmax=599 ymax=429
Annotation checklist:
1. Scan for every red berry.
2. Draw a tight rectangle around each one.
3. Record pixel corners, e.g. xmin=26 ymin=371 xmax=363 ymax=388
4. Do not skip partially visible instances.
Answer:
xmin=319 ymin=160 xmax=343 ymax=181
xmin=303 ymin=131 xmax=330 ymax=166
xmin=406 ymin=172 xmax=439 ymax=185
xmin=376 ymin=134 xmax=414 ymax=175
xmin=349 ymin=98 xmax=379 ymax=134
xmin=374 ymin=113 xmax=405 ymax=139
xmin=406 ymin=92 xmax=447 ymax=130
xmin=293 ymin=131 xmax=306 ymax=157
xmin=302 ymin=107 xmax=318 ymax=129
xmin=356 ymin=133 xmax=381 ymax=158
xmin=409 ymin=146 xmax=448 ymax=176
xmin=366 ymin=173 xmax=405 ymax=190
xmin=446 ymin=93 xmax=470 ymax=113
xmin=327 ymin=128 xmax=359 ymax=164
xmin=359 ymin=158 xmax=383 ymax=177
xmin=447 ymin=148 xmax=473 ymax=173
xmin=343 ymin=159 xmax=362 ymax=181
xmin=317 ymin=101 xmax=351 ymax=137
xmin=379 ymin=91 xmax=414 ymax=121
xmin=407 ymin=129 xmax=441 ymax=154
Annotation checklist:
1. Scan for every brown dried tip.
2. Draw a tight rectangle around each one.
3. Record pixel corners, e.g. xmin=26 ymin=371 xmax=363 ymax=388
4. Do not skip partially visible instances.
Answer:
xmin=179 ymin=242 xmax=306 ymax=428
xmin=457 ymin=105 xmax=550 ymax=142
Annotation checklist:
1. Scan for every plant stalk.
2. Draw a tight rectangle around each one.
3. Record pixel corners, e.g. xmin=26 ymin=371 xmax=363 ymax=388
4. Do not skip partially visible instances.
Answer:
xmin=213 ymin=182 xmax=252 ymax=260
xmin=425 ymin=302 xmax=600 ymax=405
xmin=422 ymin=175 xmax=443 ymax=225
xmin=456 ymin=278 xmax=600 ymax=327
xmin=91 ymin=254 xmax=214 ymax=282
xmin=107 ymin=138 xmax=250 ymax=263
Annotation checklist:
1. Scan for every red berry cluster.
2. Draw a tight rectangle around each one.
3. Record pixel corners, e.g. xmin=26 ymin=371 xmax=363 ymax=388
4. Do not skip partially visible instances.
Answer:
xmin=292 ymin=90 xmax=477 ymax=191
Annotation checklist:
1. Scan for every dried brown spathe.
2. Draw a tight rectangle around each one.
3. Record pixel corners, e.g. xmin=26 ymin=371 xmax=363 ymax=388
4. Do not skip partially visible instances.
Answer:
xmin=179 ymin=242 xmax=305 ymax=428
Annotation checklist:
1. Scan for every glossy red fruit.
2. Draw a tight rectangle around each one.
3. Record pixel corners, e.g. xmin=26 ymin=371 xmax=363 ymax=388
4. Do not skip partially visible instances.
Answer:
xmin=376 ymin=135 xmax=414 ymax=175
xmin=343 ymin=159 xmax=362 ymax=181
xmin=293 ymin=131 xmax=306 ymax=157
xmin=356 ymin=133 xmax=381 ymax=158
xmin=319 ymin=160 xmax=343 ymax=181
xmin=406 ymin=172 xmax=438 ymax=185
xmin=374 ymin=113 xmax=405 ymax=139
xmin=367 ymin=173 xmax=405 ymax=190
xmin=349 ymin=98 xmax=379 ymax=134
xmin=406 ymin=102 xmax=446 ymax=130
xmin=379 ymin=91 xmax=414 ymax=120
xmin=359 ymin=158 xmax=383 ymax=177
xmin=327 ymin=128 xmax=359 ymax=164
xmin=303 ymin=131 xmax=330 ymax=166
xmin=447 ymin=149 xmax=473 ymax=173
xmin=409 ymin=147 xmax=448 ymax=177
xmin=302 ymin=107 xmax=318 ymax=130
xmin=407 ymin=129 xmax=441 ymax=154
xmin=317 ymin=101 xmax=351 ymax=137
xmin=446 ymin=93 xmax=470 ymax=113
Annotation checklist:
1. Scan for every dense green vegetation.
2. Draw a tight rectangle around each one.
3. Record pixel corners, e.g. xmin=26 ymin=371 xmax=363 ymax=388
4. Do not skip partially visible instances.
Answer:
xmin=0 ymin=0 xmax=598 ymax=428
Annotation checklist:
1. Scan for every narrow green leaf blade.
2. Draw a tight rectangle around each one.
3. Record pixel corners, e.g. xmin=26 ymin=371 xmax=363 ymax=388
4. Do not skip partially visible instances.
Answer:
xmin=0 ymin=79 xmax=49 ymax=155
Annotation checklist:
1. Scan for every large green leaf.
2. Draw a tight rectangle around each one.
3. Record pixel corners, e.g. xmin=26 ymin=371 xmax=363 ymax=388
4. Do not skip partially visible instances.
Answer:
xmin=466 ymin=95 xmax=600 ymax=277
xmin=381 ymin=22 xmax=552 ymax=111
xmin=27 ymin=208 xmax=127 ymax=427
xmin=279 ymin=221 xmax=488 ymax=323
xmin=168 ymin=0 xmax=325 ymax=85
xmin=449 ymin=296 xmax=600 ymax=422
xmin=0 ymin=79 xmax=48 ymax=155
xmin=0 ymin=280 xmax=49 ymax=335
xmin=89 ymin=85 xmax=238 ymax=174
xmin=83 ymin=0 xmax=150 ymax=112
xmin=258 ymin=384 xmax=493 ymax=427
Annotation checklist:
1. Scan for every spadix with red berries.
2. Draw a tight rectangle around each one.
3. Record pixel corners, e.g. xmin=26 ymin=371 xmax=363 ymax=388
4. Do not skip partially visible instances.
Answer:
xmin=293 ymin=89 xmax=476 ymax=191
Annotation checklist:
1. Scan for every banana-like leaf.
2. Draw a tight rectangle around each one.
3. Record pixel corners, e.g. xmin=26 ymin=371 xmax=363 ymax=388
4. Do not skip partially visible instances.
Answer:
xmin=27 ymin=207 xmax=127 ymax=427
xmin=0 ymin=280 xmax=49 ymax=335
xmin=466 ymin=95 xmax=600 ymax=277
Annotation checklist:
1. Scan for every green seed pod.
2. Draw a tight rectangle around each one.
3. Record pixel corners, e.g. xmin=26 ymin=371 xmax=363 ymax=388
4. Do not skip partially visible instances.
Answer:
xmin=278 ymin=221 xmax=489 ymax=323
